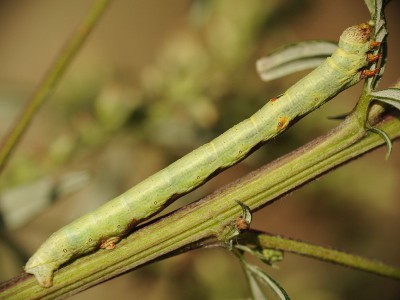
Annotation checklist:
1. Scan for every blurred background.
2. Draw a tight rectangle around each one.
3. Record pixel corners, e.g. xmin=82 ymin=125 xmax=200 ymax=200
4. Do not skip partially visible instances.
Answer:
xmin=0 ymin=0 xmax=399 ymax=299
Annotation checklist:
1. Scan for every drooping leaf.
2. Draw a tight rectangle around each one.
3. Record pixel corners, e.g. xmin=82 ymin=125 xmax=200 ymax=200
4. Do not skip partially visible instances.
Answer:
xmin=256 ymin=40 xmax=337 ymax=81
xmin=246 ymin=263 xmax=291 ymax=300
xmin=370 ymin=88 xmax=400 ymax=110
xmin=236 ymin=246 xmax=289 ymax=300
xmin=368 ymin=126 xmax=392 ymax=159
xmin=243 ymin=264 xmax=269 ymax=300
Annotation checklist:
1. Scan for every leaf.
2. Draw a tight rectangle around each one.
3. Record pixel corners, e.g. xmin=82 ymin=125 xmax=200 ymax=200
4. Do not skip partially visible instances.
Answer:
xmin=236 ymin=247 xmax=289 ymax=300
xmin=0 ymin=171 xmax=91 ymax=230
xmin=246 ymin=263 xmax=291 ymax=300
xmin=367 ymin=0 xmax=388 ymax=90
xmin=364 ymin=0 xmax=389 ymax=20
xmin=236 ymin=200 xmax=252 ymax=225
xmin=370 ymin=88 xmax=400 ymax=110
xmin=364 ymin=0 xmax=375 ymax=16
xmin=256 ymin=40 xmax=337 ymax=81
xmin=368 ymin=126 xmax=392 ymax=159
xmin=243 ymin=265 xmax=269 ymax=300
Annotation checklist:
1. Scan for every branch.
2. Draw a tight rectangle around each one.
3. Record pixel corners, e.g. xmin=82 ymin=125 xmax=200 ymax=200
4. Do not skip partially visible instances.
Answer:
xmin=1 ymin=102 xmax=399 ymax=298
xmin=237 ymin=230 xmax=400 ymax=281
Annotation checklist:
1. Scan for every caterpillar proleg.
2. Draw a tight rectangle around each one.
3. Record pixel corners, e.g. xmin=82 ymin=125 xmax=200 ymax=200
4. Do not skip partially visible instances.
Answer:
xmin=25 ymin=23 xmax=379 ymax=287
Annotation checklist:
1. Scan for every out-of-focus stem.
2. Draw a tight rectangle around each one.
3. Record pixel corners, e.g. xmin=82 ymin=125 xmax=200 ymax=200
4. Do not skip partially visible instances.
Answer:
xmin=0 ymin=0 xmax=111 ymax=174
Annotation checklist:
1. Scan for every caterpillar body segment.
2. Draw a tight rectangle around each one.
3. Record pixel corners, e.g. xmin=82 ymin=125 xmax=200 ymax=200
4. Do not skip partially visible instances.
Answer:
xmin=25 ymin=23 xmax=379 ymax=287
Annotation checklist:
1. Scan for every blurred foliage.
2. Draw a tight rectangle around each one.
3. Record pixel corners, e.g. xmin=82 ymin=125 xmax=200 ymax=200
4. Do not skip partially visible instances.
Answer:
xmin=1 ymin=0 xmax=305 ymax=188
xmin=0 ymin=0 xmax=399 ymax=299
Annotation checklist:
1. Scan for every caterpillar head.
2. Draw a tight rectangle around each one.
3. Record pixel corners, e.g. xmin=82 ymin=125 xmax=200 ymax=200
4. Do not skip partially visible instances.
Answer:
xmin=339 ymin=23 xmax=373 ymax=54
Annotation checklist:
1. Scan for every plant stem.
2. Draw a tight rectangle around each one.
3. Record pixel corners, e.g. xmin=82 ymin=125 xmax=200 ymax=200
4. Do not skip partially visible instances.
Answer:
xmin=1 ymin=106 xmax=399 ymax=299
xmin=239 ymin=230 xmax=400 ymax=280
xmin=0 ymin=0 xmax=111 ymax=174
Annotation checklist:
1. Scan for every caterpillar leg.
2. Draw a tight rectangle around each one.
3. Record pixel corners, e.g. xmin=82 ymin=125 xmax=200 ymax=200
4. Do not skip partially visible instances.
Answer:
xmin=361 ymin=68 xmax=380 ymax=79
xmin=100 ymin=236 xmax=121 ymax=250
xmin=370 ymin=41 xmax=381 ymax=48
xmin=361 ymin=42 xmax=381 ymax=79
xmin=367 ymin=53 xmax=381 ymax=62
xmin=25 ymin=261 xmax=57 ymax=288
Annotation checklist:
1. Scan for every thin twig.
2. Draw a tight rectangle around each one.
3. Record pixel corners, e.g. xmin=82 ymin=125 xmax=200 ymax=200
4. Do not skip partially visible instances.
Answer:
xmin=238 ymin=230 xmax=400 ymax=281
xmin=0 ymin=0 xmax=111 ymax=174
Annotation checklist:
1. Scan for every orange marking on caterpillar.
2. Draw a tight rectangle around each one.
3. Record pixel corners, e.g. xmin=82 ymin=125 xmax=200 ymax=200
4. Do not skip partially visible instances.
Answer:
xmin=276 ymin=116 xmax=289 ymax=131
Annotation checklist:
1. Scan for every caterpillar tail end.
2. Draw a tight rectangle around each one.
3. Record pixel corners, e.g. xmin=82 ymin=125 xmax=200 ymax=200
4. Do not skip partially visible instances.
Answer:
xmin=25 ymin=260 xmax=56 ymax=288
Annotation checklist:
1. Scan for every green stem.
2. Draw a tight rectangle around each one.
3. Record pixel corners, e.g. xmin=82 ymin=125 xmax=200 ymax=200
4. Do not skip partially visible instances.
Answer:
xmin=1 ymin=106 xmax=399 ymax=299
xmin=0 ymin=0 xmax=111 ymax=174
xmin=239 ymin=230 xmax=400 ymax=280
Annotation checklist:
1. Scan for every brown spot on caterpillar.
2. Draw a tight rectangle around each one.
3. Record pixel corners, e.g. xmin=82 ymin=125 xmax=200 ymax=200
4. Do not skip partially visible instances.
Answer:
xmin=344 ymin=23 xmax=372 ymax=43
xmin=276 ymin=116 xmax=289 ymax=131
xmin=340 ymin=23 xmax=371 ymax=45
xmin=270 ymin=94 xmax=284 ymax=103
xmin=63 ymin=249 xmax=68 ymax=253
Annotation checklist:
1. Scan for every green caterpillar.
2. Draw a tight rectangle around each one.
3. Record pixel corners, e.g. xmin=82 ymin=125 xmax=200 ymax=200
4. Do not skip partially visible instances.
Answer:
xmin=25 ymin=23 xmax=379 ymax=287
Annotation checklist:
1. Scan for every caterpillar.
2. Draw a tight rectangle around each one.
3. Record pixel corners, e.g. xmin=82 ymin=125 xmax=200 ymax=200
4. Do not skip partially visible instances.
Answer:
xmin=25 ymin=23 xmax=379 ymax=287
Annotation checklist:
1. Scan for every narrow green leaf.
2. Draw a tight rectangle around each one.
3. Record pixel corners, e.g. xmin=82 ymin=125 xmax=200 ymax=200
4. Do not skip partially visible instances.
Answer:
xmin=256 ymin=40 xmax=337 ymax=81
xmin=364 ymin=0 xmax=375 ymax=16
xmin=236 ymin=251 xmax=269 ymax=300
xmin=243 ymin=266 xmax=269 ymax=300
xmin=367 ymin=0 xmax=388 ymax=90
xmin=237 ymin=250 xmax=289 ymax=300
xmin=375 ymin=98 xmax=400 ymax=111
xmin=368 ymin=126 xmax=392 ymax=159
xmin=247 ymin=264 xmax=291 ymax=300
xmin=236 ymin=200 xmax=252 ymax=225
xmin=0 ymin=171 xmax=90 ymax=230
xmin=370 ymin=88 xmax=400 ymax=110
